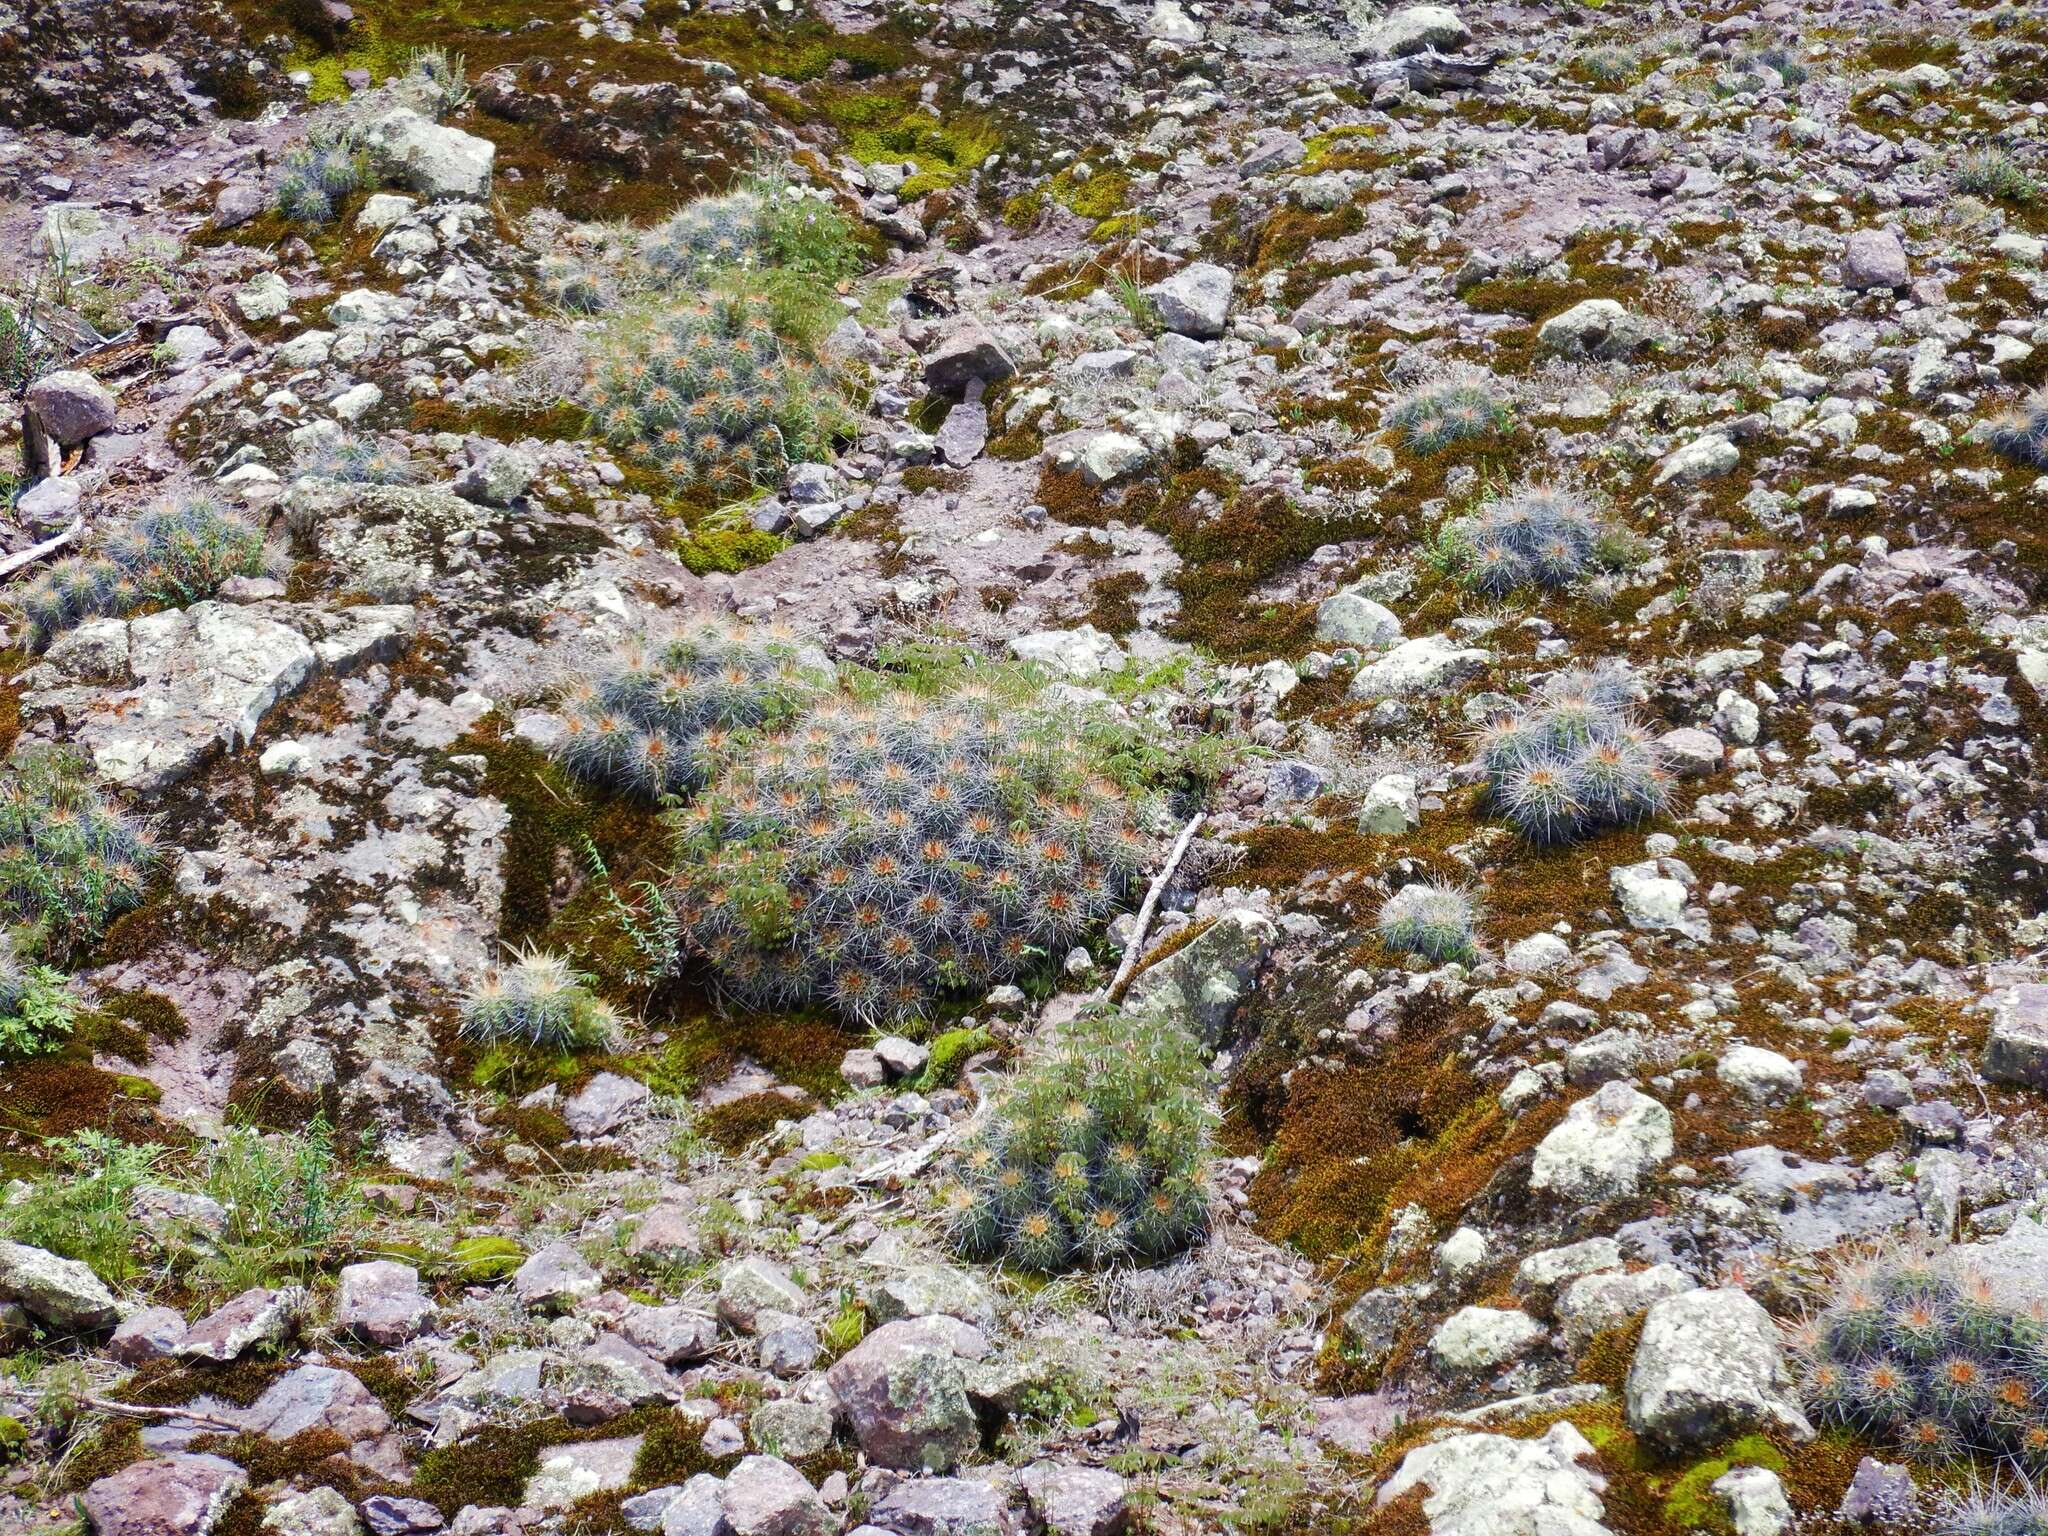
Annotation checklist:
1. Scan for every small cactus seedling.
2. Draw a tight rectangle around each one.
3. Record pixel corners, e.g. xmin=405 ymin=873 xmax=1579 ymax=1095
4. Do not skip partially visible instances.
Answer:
xmin=1988 ymin=389 xmax=2048 ymax=470
xmin=1377 ymin=881 xmax=1481 ymax=965
xmin=273 ymin=128 xmax=369 ymax=227
xmin=550 ymin=620 xmax=825 ymax=801
xmin=295 ymin=433 xmax=415 ymax=486
xmin=1477 ymin=669 xmax=1669 ymax=845
xmin=1443 ymin=482 xmax=1621 ymax=597
xmin=460 ymin=949 xmax=621 ymax=1052
xmin=939 ymin=1006 xmax=1213 ymax=1273
xmin=1387 ymin=376 xmax=1512 ymax=454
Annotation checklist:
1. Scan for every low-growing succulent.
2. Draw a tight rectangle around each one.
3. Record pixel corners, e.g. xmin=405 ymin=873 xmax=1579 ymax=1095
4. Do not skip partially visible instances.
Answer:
xmin=538 ymin=255 xmax=611 ymax=315
xmin=939 ymin=1006 xmax=1212 ymax=1273
xmin=460 ymin=949 xmax=620 ymax=1051
xmin=1988 ymin=389 xmax=2048 ymax=470
xmin=1477 ymin=669 xmax=1670 ymax=845
xmin=1377 ymin=881 xmax=1481 ymax=965
xmin=661 ymin=686 xmax=1155 ymax=1027
xmin=274 ymin=128 xmax=369 ymax=227
xmin=1387 ymin=376 xmax=1513 ymax=454
xmin=640 ymin=192 xmax=765 ymax=285
xmin=1936 ymin=1482 xmax=2048 ymax=1536
xmin=294 ymin=433 xmax=415 ymax=486
xmin=1953 ymin=148 xmax=2042 ymax=207
xmin=584 ymin=292 xmax=843 ymax=499
xmin=13 ymin=498 xmax=278 ymax=650
xmin=1790 ymin=1248 xmax=2048 ymax=1479
xmin=1442 ymin=482 xmax=1619 ymax=597
xmin=0 ymin=752 xmax=159 ymax=961
xmin=551 ymin=620 xmax=824 ymax=800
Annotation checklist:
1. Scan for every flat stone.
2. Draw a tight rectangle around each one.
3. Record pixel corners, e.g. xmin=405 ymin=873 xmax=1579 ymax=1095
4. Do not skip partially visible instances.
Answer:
xmin=1625 ymin=1288 xmax=1812 ymax=1450
xmin=1841 ymin=228 xmax=1909 ymax=291
xmin=25 ymin=368 xmax=117 ymax=445
xmin=564 ymin=1071 xmax=651 ymax=1137
xmin=81 ymin=1453 xmax=248 ymax=1536
xmin=1983 ymin=983 xmax=2048 ymax=1090
xmin=180 ymin=1286 xmax=299 ymax=1361
xmin=0 ymin=1239 xmax=120 ymax=1330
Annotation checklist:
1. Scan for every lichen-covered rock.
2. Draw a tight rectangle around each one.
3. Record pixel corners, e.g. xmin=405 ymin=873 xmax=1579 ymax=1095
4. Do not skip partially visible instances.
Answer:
xmin=825 ymin=1316 xmax=983 ymax=1472
xmin=1625 ymin=1289 xmax=1813 ymax=1449
xmin=1530 ymin=1081 xmax=1673 ymax=1201
xmin=1125 ymin=907 xmax=1277 ymax=1047
xmin=0 ymin=1239 xmax=120 ymax=1330
xmin=82 ymin=1453 xmax=249 ymax=1536
xmin=1376 ymin=1422 xmax=1608 ymax=1536
xmin=360 ymin=108 xmax=495 ymax=200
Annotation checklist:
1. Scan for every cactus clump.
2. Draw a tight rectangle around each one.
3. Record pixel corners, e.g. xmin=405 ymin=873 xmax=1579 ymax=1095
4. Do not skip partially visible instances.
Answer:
xmin=460 ymin=949 xmax=621 ymax=1052
xmin=1790 ymin=1249 xmax=2048 ymax=1479
xmin=1377 ymin=881 xmax=1481 ymax=965
xmin=662 ymin=687 xmax=1155 ymax=1027
xmin=13 ymin=499 xmax=278 ymax=651
xmin=1477 ymin=668 xmax=1670 ymax=845
xmin=550 ymin=621 xmax=825 ymax=801
xmin=640 ymin=192 xmax=765 ymax=285
xmin=939 ymin=1006 xmax=1212 ymax=1272
xmin=1988 ymin=388 xmax=2048 ymax=471
xmin=1387 ymin=375 xmax=1512 ymax=454
xmin=1443 ymin=482 xmax=1621 ymax=597
xmin=296 ymin=433 xmax=416 ymax=486
xmin=538 ymin=256 xmax=611 ymax=315
xmin=584 ymin=292 xmax=842 ymax=499
xmin=0 ymin=752 xmax=159 ymax=960
xmin=274 ymin=128 xmax=369 ymax=227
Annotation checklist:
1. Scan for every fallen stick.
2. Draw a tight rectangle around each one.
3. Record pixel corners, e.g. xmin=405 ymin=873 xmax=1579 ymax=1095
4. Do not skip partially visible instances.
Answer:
xmin=0 ymin=515 xmax=83 ymax=582
xmin=1108 ymin=810 xmax=1207 ymax=1003
xmin=80 ymin=1396 xmax=245 ymax=1434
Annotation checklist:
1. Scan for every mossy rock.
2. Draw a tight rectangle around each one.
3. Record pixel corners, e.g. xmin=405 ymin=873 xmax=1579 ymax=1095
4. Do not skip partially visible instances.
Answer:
xmin=914 ymin=1026 xmax=994 ymax=1091
xmin=449 ymin=1236 xmax=525 ymax=1281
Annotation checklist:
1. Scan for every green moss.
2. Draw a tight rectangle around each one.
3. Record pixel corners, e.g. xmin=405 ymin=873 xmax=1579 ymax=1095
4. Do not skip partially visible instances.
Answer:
xmin=914 ymin=1026 xmax=994 ymax=1091
xmin=1661 ymin=1436 xmax=1786 ymax=1531
xmin=1052 ymin=166 xmax=1132 ymax=221
xmin=449 ymin=1235 xmax=525 ymax=1281
xmin=676 ymin=527 xmax=787 ymax=575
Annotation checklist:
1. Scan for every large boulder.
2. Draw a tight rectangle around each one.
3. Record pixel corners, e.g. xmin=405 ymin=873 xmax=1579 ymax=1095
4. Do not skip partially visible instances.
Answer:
xmin=1982 ymin=983 xmax=2048 ymax=1090
xmin=1141 ymin=262 xmax=1234 ymax=340
xmin=25 ymin=368 xmax=118 ymax=446
xmin=1375 ymin=1422 xmax=1607 ymax=1536
xmin=1529 ymin=1080 xmax=1673 ymax=1201
xmin=0 ymin=1239 xmax=119 ymax=1330
xmin=1362 ymin=4 xmax=1469 ymax=57
xmin=1625 ymin=1289 xmax=1812 ymax=1450
xmin=1125 ymin=907 xmax=1277 ymax=1048
xmin=825 ymin=1316 xmax=982 ymax=1472
xmin=360 ymin=108 xmax=495 ymax=200
xmin=81 ymin=1453 xmax=248 ymax=1536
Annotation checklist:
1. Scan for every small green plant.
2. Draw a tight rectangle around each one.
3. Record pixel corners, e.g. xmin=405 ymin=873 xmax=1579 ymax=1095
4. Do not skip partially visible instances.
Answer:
xmin=1988 ymin=388 xmax=2048 ymax=470
xmin=0 ymin=299 xmax=50 ymax=395
xmin=1386 ymin=375 xmax=1513 ymax=454
xmin=13 ymin=497 xmax=279 ymax=651
xmin=1376 ymin=882 xmax=1481 ymax=965
xmin=1438 ymin=482 xmax=1624 ymax=597
xmin=0 ymin=751 xmax=160 ymax=960
xmin=460 ymin=949 xmax=622 ymax=1051
xmin=552 ymin=619 xmax=823 ymax=800
xmin=1952 ymin=148 xmax=2042 ymax=207
xmin=584 ymin=292 xmax=847 ymax=499
xmin=1476 ymin=668 xmax=1670 ymax=845
xmin=0 ymin=1131 xmax=162 ymax=1287
xmin=1789 ymin=1247 xmax=2048 ymax=1477
xmin=273 ymin=126 xmax=369 ymax=227
xmin=294 ymin=432 xmax=415 ymax=486
xmin=0 ymin=953 xmax=77 ymax=1062
xmin=656 ymin=684 xmax=1156 ymax=1027
xmin=938 ymin=1006 xmax=1212 ymax=1273
xmin=195 ymin=1114 xmax=356 ymax=1289
xmin=404 ymin=45 xmax=469 ymax=117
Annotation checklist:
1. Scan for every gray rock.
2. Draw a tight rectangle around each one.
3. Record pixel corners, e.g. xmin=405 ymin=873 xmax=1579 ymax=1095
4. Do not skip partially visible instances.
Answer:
xmin=1239 ymin=131 xmax=1307 ymax=176
xmin=1841 ymin=228 xmax=1909 ymax=291
xmin=1076 ymin=430 xmax=1153 ymax=486
xmin=722 ymin=1455 xmax=832 ymax=1536
xmin=1338 ymin=1282 xmax=1432 ymax=1374
xmin=626 ymin=1204 xmax=706 ymax=1267
xmin=750 ymin=1399 xmax=835 ymax=1460
xmin=235 ymin=272 xmax=293 ymax=323
xmin=335 ymin=1260 xmax=433 ymax=1347
xmin=620 ymin=1303 xmax=720 ymax=1365
xmin=1428 ymin=1306 xmax=1545 ymax=1371
xmin=867 ymin=1264 xmax=999 ymax=1331
xmin=1347 ymin=635 xmax=1489 ymax=698
xmin=526 ymin=1435 xmax=645 ymax=1511
xmin=874 ymin=1036 xmax=930 ymax=1078
xmin=241 ymin=1364 xmax=392 ymax=1445
xmin=1141 ymin=262 xmax=1234 ymax=340
xmin=1716 ymin=1045 xmax=1803 ymax=1104
xmin=0 ymin=1238 xmax=120 ymax=1330
xmin=357 ymin=1496 xmax=444 ymax=1535
xmin=1364 ymin=4 xmax=1469 ymax=57
xmin=1125 ymin=907 xmax=1276 ymax=1048
xmin=1357 ymin=773 xmax=1420 ymax=835
xmin=360 ymin=108 xmax=495 ymax=200
xmin=1009 ymin=625 xmax=1126 ymax=678
xmin=1653 ymin=434 xmax=1739 ymax=487
xmin=452 ymin=439 xmax=537 ymax=507
xmin=936 ymin=401 xmax=989 ymax=467
xmin=1376 ymin=1422 xmax=1606 ymax=1535
xmin=180 ymin=1286 xmax=300 ymax=1360
xmin=1529 ymin=1081 xmax=1673 ymax=1201
xmin=871 ymin=1477 xmax=1007 ymax=1536
xmin=25 ymin=368 xmax=117 ymax=445
xmin=214 ymin=182 xmax=266 ymax=230
xmin=564 ymin=1072 xmax=652 ymax=1137
xmin=841 ymin=1048 xmax=888 ymax=1089
xmin=1715 ymin=1466 xmax=1793 ymax=1536
xmin=1537 ymin=299 xmax=1654 ymax=360
xmin=81 ymin=1453 xmax=248 ymax=1536
xmin=661 ymin=1474 xmax=729 ymax=1536
xmin=1020 ymin=1462 xmax=1129 ymax=1536
xmin=1659 ymin=727 xmax=1725 ymax=778
xmin=718 ymin=1257 xmax=807 ymax=1332
xmin=923 ymin=322 xmax=1016 ymax=397
xmin=512 ymin=1242 xmax=603 ymax=1310
xmin=756 ymin=1317 xmax=821 ymax=1378
xmin=261 ymin=1487 xmax=362 ymax=1536
xmin=110 ymin=1304 xmax=189 ymax=1363
xmin=1314 ymin=588 xmax=1401 ymax=648
xmin=825 ymin=1316 xmax=982 ymax=1472
xmin=1983 ymin=984 xmax=2048 ymax=1090
xmin=1625 ymin=1288 xmax=1813 ymax=1449
xmin=17 ymin=474 xmax=83 ymax=527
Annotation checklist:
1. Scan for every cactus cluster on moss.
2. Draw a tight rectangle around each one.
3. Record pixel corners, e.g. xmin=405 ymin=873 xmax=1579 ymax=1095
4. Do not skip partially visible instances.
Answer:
xmin=550 ymin=621 xmax=823 ymax=801
xmin=1989 ymin=388 xmax=2048 ymax=470
xmin=939 ymin=1006 xmax=1212 ymax=1273
xmin=13 ymin=499 xmax=277 ymax=651
xmin=0 ymin=753 xmax=158 ymax=961
xmin=1377 ymin=881 xmax=1481 ymax=965
xmin=1791 ymin=1250 xmax=2048 ymax=1479
xmin=661 ymin=688 xmax=1154 ymax=1027
xmin=274 ymin=128 xmax=369 ymax=227
xmin=460 ymin=949 xmax=620 ymax=1052
xmin=538 ymin=256 xmax=611 ymax=315
xmin=1477 ymin=669 xmax=1670 ymax=845
xmin=1936 ymin=1482 xmax=2048 ymax=1536
xmin=584 ymin=292 xmax=841 ymax=498
xmin=296 ymin=433 xmax=415 ymax=486
xmin=1443 ymin=483 xmax=1621 ymax=597
xmin=1387 ymin=376 xmax=1513 ymax=454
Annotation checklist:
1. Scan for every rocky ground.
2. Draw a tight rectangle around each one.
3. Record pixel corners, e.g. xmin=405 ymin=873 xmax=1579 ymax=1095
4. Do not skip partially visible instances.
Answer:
xmin=0 ymin=0 xmax=2044 ymax=1533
